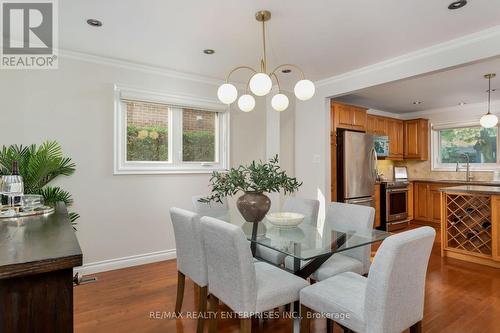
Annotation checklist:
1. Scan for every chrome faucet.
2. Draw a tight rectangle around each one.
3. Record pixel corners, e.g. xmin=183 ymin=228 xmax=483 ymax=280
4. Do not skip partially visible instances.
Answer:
xmin=456 ymin=154 xmax=473 ymax=182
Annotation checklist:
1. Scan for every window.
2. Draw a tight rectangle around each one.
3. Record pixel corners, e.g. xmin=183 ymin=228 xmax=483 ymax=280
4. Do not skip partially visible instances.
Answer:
xmin=432 ymin=122 xmax=499 ymax=171
xmin=114 ymin=86 xmax=228 ymax=174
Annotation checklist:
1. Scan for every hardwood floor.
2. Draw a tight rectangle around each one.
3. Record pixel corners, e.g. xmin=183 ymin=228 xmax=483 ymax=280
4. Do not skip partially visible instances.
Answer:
xmin=74 ymin=225 xmax=500 ymax=333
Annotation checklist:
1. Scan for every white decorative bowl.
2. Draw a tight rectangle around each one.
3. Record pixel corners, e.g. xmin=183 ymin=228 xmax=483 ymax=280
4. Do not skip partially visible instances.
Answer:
xmin=266 ymin=212 xmax=305 ymax=229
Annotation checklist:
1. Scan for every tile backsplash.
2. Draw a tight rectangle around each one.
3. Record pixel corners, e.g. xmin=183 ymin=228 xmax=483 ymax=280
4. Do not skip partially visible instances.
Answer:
xmin=376 ymin=159 xmax=497 ymax=181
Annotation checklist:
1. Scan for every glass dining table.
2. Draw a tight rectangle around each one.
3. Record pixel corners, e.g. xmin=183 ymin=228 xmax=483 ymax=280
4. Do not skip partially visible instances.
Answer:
xmin=217 ymin=204 xmax=392 ymax=279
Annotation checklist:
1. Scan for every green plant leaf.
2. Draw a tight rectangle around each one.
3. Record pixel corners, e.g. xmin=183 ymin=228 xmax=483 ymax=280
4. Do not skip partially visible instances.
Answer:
xmin=200 ymin=154 xmax=302 ymax=203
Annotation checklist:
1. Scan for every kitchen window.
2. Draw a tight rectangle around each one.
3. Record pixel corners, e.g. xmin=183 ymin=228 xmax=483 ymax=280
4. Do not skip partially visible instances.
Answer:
xmin=114 ymin=85 xmax=229 ymax=174
xmin=431 ymin=122 xmax=499 ymax=171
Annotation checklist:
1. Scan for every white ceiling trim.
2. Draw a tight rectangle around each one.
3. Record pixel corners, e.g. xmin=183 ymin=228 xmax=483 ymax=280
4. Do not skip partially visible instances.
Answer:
xmin=315 ymin=25 xmax=500 ymax=90
xmin=399 ymin=100 xmax=500 ymax=120
xmin=366 ymin=109 xmax=403 ymax=119
xmin=59 ymin=49 xmax=223 ymax=86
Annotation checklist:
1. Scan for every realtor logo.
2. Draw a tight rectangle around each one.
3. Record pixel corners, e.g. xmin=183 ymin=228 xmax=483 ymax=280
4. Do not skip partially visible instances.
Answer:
xmin=1 ymin=0 xmax=58 ymax=69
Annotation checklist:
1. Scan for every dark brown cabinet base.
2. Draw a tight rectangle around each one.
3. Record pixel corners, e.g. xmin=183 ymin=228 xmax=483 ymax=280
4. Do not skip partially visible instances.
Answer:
xmin=0 ymin=269 xmax=74 ymax=333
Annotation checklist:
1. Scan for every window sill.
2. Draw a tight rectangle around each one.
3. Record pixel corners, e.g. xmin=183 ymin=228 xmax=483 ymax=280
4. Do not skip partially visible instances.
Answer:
xmin=432 ymin=166 xmax=500 ymax=172
xmin=113 ymin=168 xmax=226 ymax=175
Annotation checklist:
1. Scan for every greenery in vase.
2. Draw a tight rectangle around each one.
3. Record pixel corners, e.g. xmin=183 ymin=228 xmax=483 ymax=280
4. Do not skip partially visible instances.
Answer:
xmin=200 ymin=155 xmax=302 ymax=204
xmin=0 ymin=141 xmax=80 ymax=224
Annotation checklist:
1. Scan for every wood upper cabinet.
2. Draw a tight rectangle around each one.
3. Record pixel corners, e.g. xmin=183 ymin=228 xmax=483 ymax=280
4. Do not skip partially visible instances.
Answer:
xmin=366 ymin=115 xmax=387 ymax=136
xmin=404 ymin=119 xmax=429 ymax=160
xmin=366 ymin=115 xmax=376 ymax=134
xmin=386 ymin=118 xmax=404 ymax=160
xmin=331 ymin=102 xmax=367 ymax=131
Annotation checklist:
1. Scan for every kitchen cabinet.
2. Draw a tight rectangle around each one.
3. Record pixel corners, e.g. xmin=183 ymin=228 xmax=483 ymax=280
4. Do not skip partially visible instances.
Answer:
xmin=367 ymin=114 xmax=403 ymax=160
xmin=374 ymin=183 xmax=381 ymax=228
xmin=366 ymin=115 xmax=387 ymax=136
xmin=386 ymin=118 xmax=404 ymax=160
xmin=413 ymin=182 xmax=455 ymax=224
xmin=415 ymin=182 xmax=431 ymax=221
xmin=408 ymin=182 xmax=414 ymax=221
xmin=331 ymin=102 xmax=367 ymax=131
xmin=404 ymin=119 xmax=429 ymax=160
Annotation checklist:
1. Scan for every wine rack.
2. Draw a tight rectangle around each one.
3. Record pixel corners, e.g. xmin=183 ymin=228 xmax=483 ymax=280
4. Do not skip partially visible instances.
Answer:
xmin=445 ymin=194 xmax=492 ymax=256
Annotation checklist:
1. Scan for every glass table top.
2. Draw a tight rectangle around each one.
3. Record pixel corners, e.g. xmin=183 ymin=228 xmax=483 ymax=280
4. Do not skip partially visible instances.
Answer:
xmin=216 ymin=206 xmax=391 ymax=261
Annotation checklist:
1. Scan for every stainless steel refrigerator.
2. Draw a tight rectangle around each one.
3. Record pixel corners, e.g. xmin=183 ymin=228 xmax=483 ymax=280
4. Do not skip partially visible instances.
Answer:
xmin=336 ymin=130 xmax=377 ymax=207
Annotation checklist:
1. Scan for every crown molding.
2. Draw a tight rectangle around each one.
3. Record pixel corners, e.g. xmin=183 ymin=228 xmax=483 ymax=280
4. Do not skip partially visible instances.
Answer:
xmin=367 ymin=108 xmax=403 ymax=119
xmin=59 ymin=49 xmax=224 ymax=86
xmin=399 ymin=100 xmax=500 ymax=119
xmin=315 ymin=25 xmax=500 ymax=89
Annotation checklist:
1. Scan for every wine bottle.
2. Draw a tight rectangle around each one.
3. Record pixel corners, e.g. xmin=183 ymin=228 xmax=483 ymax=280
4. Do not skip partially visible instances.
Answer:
xmin=1 ymin=161 xmax=24 ymax=205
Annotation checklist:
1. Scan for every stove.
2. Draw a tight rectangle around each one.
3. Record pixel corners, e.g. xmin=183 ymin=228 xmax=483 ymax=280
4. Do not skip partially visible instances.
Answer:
xmin=380 ymin=167 xmax=410 ymax=231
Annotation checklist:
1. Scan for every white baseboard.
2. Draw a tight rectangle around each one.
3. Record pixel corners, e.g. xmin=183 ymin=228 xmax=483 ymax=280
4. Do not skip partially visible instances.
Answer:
xmin=74 ymin=249 xmax=177 ymax=276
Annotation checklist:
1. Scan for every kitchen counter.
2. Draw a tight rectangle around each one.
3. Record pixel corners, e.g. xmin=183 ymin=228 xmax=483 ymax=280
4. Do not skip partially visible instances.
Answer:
xmin=410 ymin=178 xmax=500 ymax=186
xmin=0 ymin=203 xmax=82 ymax=279
xmin=439 ymin=185 xmax=500 ymax=195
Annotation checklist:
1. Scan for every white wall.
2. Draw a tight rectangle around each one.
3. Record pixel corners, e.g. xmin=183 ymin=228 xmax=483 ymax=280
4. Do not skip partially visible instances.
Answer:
xmin=0 ymin=56 xmax=270 ymax=273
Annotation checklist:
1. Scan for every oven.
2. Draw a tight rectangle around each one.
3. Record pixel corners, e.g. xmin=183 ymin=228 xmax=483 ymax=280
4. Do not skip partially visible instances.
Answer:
xmin=385 ymin=187 xmax=408 ymax=222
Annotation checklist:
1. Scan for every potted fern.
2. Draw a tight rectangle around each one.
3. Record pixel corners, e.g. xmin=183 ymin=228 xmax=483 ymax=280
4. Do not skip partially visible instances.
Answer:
xmin=0 ymin=141 xmax=79 ymax=224
xmin=201 ymin=155 xmax=302 ymax=222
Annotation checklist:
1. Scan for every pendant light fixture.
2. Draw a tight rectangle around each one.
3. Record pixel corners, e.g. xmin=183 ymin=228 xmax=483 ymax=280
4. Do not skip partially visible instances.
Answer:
xmin=480 ymin=73 xmax=498 ymax=128
xmin=217 ymin=10 xmax=315 ymax=112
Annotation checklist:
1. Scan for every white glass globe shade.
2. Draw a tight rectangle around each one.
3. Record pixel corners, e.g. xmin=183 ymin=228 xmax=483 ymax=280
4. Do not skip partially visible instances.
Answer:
xmin=294 ymin=79 xmax=315 ymax=101
xmin=237 ymin=94 xmax=256 ymax=112
xmin=271 ymin=93 xmax=289 ymax=112
xmin=249 ymin=73 xmax=272 ymax=96
xmin=217 ymin=83 xmax=238 ymax=104
xmin=480 ymin=113 xmax=498 ymax=128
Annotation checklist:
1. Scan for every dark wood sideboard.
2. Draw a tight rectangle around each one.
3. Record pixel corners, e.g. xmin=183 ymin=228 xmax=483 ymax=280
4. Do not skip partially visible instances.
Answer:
xmin=0 ymin=203 xmax=82 ymax=333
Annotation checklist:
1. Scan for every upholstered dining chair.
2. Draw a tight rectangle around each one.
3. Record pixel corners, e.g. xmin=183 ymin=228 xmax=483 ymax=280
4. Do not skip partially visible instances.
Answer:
xmin=170 ymin=207 xmax=208 ymax=333
xmin=300 ymin=226 xmax=436 ymax=333
xmin=284 ymin=201 xmax=374 ymax=281
xmin=191 ymin=195 xmax=229 ymax=219
xmin=256 ymin=197 xmax=320 ymax=265
xmin=200 ymin=216 xmax=309 ymax=333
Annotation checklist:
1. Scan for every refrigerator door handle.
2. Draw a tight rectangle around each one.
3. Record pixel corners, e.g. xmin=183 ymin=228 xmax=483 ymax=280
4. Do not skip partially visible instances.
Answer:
xmin=371 ymin=147 xmax=378 ymax=180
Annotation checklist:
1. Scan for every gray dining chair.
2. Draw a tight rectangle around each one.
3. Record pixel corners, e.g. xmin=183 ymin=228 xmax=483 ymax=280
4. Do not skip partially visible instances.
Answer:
xmin=284 ymin=201 xmax=374 ymax=281
xmin=170 ymin=207 xmax=208 ymax=333
xmin=200 ymin=216 xmax=309 ymax=333
xmin=192 ymin=195 xmax=229 ymax=219
xmin=300 ymin=226 xmax=436 ymax=333
xmin=256 ymin=197 xmax=320 ymax=265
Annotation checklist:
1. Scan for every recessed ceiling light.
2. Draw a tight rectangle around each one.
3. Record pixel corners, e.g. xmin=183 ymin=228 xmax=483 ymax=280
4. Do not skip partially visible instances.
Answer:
xmin=281 ymin=69 xmax=292 ymax=74
xmin=86 ymin=19 xmax=102 ymax=27
xmin=459 ymin=102 xmax=467 ymax=106
xmin=413 ymin=101 xmax=423 ymax=105
xmin=203 ymin=49 xmax=215 ymax=55
xmin=448 ymin=0 xmax=467 ymax=10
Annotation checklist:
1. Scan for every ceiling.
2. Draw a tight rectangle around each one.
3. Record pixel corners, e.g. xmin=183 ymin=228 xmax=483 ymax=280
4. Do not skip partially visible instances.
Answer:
xmin=335 ymin=56 xmax=500 ymax=113
xmin=60 ymin=1 xmax=500 ymax=82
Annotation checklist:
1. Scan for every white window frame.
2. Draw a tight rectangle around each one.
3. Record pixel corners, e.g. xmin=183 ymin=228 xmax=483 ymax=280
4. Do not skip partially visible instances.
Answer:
xmin=431 ymin=120 xmax=500 ymax=171
xmin=113 ymin=84 xmax=229 ymax=174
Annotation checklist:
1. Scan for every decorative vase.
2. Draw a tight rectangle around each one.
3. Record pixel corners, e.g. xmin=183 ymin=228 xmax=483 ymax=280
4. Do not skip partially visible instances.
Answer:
xmin=236 ymin=192 xmax=271 ymax=223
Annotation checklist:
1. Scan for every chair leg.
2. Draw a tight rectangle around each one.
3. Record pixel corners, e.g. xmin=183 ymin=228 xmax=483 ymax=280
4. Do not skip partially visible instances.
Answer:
xmin=240 ymin=317 xmax=252 ymax=333
xmin=196 ymin=285 xmax=208 ymax=333
xmin=208 ymin=294 xmax=219 ymax=333
xmin=337 ymin=322 xmax=353 ymax=333
xmin=326 ymin=318 xmax=333 ymax=333
xmin=410 ymin=321 xmax=422 ymax=333
xmin=175 ymin=271 xmax=185 ymax=315
xmin=300 ymin=304 xmax=312 ymax=333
